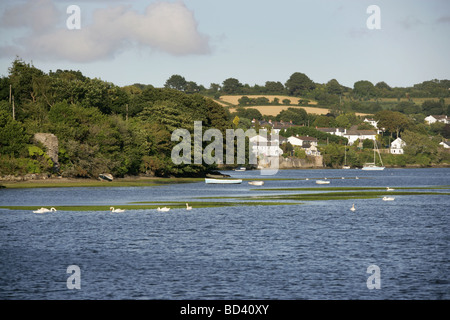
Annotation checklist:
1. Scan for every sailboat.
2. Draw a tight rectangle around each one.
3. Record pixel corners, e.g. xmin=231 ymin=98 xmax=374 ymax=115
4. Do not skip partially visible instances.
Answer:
xmin=362 ymin=140 xmax=385 ymax=171
xmin=342 ymin=143 xmax=351 ymax=169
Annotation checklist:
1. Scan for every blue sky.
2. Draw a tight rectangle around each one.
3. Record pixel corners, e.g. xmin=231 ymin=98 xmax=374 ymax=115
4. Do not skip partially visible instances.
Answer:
xmin=0 ymin=0 xmax=449 ymax=89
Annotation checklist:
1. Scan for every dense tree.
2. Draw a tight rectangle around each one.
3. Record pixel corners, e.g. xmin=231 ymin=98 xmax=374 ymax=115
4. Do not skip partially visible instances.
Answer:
xmin=353 ymin=80 xmax=376 ymax=99
xmin=222 ymin=78 xmax=243 ymax=94
xmin=375 ymin=110 xmax=411 ymax=138
xmin=285 ymin=72 xmax=315 ymax=96
xmin=326 ymin=79 xmax=343 ymax=95
xmin=164 ymin=75 xmax=187 ymax=91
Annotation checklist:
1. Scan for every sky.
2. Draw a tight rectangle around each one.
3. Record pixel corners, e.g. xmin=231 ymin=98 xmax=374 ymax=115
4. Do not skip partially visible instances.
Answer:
xmin=0 ymin=0 xmax=449 ymax=89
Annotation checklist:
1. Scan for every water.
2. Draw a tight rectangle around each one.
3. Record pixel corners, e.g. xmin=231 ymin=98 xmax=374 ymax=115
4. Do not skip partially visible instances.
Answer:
xmin=0 ymin=168 xmax=449 ymax=299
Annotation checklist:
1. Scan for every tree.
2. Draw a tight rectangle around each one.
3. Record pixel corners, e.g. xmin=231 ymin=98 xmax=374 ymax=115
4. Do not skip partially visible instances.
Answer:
xmin=285 ymin=72 xmax=315 ymax=96
xmin=353 ymin=80 xmax=376 ymax=99
xmin=375 ymin=110 xmax=411 ymax=138
xmin=222 ymin=78 xmax=243 ymax=94
xmin=265 ymin=81 xmax=285 ymax=94
xmin=0 ymin=109 xmax=29 ymax=157
xmin=164 ymin=75 xmax=187 ymax=91
xmin=326 ymin=79 xmax=343 ymax=95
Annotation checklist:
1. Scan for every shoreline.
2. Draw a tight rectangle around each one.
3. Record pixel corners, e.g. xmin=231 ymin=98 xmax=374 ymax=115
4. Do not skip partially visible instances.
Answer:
xmin=1 ymin=166 xmax=449 ymax=189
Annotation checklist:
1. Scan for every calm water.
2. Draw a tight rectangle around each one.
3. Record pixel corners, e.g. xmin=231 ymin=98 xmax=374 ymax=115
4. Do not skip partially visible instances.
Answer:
xmin=0 ymin=168 xmax=449 ymax=300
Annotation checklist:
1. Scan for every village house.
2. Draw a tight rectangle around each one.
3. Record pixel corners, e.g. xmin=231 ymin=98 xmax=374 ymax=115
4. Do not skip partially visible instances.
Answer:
xmin=316 ymin=127 xmax=346 ymax=137
xmin=424 ymin=115 xmax=449 ymax=125
xmin=363 ymin=118 xmax=379 ymax=129
xmin=256 ymin=119 xmax=298 ymax=134
xmin=439 ymin=141 xmax=450 ymax=149
xmin=317 ymin=126 xmax=377 ymax=145
xmin=249 ymin=134 xmax=284 ymax=158
xmin=390 ymin=137 xmax=406 ymax=154
xmin=285 ymin=135 xmax=320 ymax=156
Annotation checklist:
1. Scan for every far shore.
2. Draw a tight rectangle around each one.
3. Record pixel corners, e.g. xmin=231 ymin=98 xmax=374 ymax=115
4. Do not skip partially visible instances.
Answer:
xmin=1 ymin=165 xmax=449 ymax=189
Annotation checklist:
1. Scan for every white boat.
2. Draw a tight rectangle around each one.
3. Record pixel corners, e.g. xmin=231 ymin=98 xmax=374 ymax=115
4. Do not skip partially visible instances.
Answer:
xmin=33 ymin=207 xmax=56 ymax=213
xmin=234 ymin=167 xmax=246 ymax=172
xmin=248 ymin=181 xmax=264 ymax=186
xmin=382 ymin=196 xmax=395 ymax=201
xmin=316 ymin=180 xmax=330 ymax=184
xmin=157 ymin=207 xmax=170 ymax=212
xmin=205 ymin=178 xmax=242 ymax=184
xmin=362 ymin=140 xmax=385 ymax=170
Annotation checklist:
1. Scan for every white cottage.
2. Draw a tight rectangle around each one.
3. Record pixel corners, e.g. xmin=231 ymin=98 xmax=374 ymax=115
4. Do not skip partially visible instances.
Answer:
xmin=390 ymin=138 xmax=406 ymax=154
xmin=425 ymin=115 xmax=449 ymax=125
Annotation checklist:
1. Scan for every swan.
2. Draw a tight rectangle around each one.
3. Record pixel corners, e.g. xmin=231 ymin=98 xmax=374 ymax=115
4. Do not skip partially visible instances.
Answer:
xmin=386 ymin=187 xmax=395 ymax=191
xmin=110 ymin=207 xmax=125 ymax=213
xmin=157 ymin=207 xmax=170 ymax=212
xmin=186 ymin=203 xmax=192 ymax=210
xmin=33 ymin=207 xmax=56 ymax=213
xmin=350 ymin=204 xmax=356 ymax=212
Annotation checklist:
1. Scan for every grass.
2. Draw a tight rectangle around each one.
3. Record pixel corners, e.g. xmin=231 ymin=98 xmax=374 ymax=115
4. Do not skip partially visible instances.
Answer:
xmin=0 ymin=177 xmax=204 ymax=189
xmin=198 ymin=190 xmax=450 ymax=201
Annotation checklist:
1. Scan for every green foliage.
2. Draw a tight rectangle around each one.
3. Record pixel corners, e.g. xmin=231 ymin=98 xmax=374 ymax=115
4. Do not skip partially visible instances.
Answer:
xmin=285 ymin=72 xmax=315 ymax=96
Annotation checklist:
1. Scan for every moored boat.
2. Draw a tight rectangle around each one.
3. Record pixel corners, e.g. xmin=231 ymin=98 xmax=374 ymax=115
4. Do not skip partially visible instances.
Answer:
xmin=205 ymin=178 xmax=242 ymax=184
xmin=248 ymin=181 xmax=264 ymax=186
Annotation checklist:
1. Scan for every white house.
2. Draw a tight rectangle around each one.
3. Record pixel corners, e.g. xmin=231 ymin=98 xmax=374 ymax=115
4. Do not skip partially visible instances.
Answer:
xmin=439 ymin=141 xmax=450 ymax=149
xmin=390 ymin=138 xmax=406 ymax=154
xmin=425 ymin=115 xmax=449 ymax=125
xmin=363 ymin=118 xmax=379 ymax=129
xmin=343 ymin=129 xmax=377 ymax=146
xmin=316 ymin=127 xmax=346 ymax=137
xmin=249 ymin=134 xmax=283 ymax=158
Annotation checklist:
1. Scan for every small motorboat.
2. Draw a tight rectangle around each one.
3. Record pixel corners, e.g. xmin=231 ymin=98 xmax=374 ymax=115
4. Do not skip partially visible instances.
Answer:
xmin=382 ymin=196 xmax=395 ymax=201
xmin=248 ymin=181 xmax=264 ymax=186
xmin=233 ymin=167 xmax=246 ymax=172
xmin=99 ymin=173 xmax=114 ymax=181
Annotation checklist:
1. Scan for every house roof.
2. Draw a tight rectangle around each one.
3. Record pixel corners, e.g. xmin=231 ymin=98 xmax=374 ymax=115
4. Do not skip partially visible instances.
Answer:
xmin=316 ymin=127 xmax=345 ymax=133
xmin=428 ymin=115 xmax=448 ymax=120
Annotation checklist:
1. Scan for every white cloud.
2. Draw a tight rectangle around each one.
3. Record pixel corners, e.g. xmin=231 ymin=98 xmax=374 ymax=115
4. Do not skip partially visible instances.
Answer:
xmin=0 ymin=0 xmax=211 ymax=62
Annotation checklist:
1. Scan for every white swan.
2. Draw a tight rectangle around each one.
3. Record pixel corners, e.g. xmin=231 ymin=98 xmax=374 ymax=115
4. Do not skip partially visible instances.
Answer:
xmin=350 ymin=204 xmax=356 ymax=212
xmin=186 ymin=203 xmax=192 ymax=210
xmin=157 ymin=207 xmax=170 ymax=212
xmin=386 ymin=187 xmax=395 ymax=191
xmin=382 ymin=196 xmax=395 ymax=201
xmin=33 ymin=207 xmax=56 ymax=213
xmin=110 ymin=207 xmax=125 ymax=213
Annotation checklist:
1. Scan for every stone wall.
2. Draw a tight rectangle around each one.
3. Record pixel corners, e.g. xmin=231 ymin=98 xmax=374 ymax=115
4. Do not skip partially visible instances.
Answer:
xmin=258 ymin=155 xmax=323 ymax=169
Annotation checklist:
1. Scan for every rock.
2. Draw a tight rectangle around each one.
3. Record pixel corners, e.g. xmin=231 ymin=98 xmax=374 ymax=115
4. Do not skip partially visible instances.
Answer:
xmin=33 ymin=133 xmax=59 ymax=169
